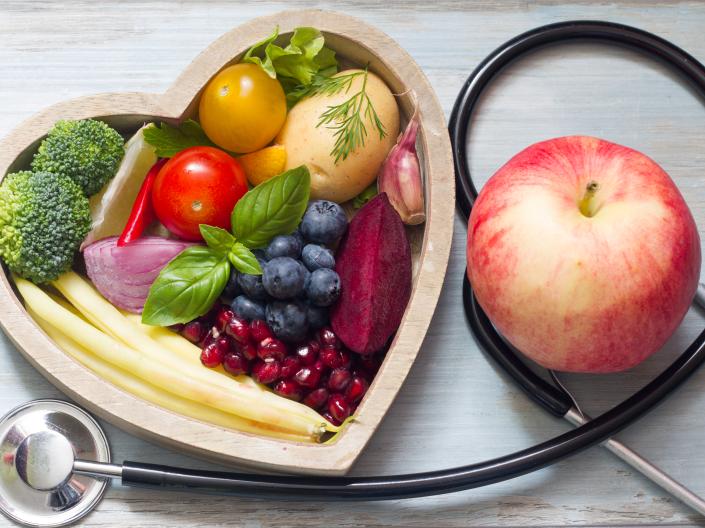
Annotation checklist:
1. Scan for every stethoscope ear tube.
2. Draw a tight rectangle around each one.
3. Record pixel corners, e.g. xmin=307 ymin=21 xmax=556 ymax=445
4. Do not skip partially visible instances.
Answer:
xmin=462 ymin=275 xmax=573 ymax=417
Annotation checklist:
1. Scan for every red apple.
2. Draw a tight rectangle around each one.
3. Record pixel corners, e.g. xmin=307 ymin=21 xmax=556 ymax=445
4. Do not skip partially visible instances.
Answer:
xmin=467 ymin=136 xmax=701 ymax=373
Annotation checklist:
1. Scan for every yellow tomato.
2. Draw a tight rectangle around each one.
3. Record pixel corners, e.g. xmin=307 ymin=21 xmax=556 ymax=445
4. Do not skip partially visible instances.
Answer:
xmin=199 ymin=63 xmax=287 ymax=153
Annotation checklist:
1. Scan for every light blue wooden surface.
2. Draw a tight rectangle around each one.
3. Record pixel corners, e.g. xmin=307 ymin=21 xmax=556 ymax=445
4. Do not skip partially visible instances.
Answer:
xmin=1 ymin=1 xmax=705 ymax=526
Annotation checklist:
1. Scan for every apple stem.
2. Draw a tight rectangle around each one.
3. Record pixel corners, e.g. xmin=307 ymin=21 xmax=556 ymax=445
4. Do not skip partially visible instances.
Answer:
xmin=579 ymin=181 xmax=600 ymax=217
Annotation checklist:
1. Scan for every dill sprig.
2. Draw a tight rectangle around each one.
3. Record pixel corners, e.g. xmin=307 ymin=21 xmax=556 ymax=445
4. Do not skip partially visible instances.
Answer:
xmin=310 ymin=68 xmax=387 ymax=164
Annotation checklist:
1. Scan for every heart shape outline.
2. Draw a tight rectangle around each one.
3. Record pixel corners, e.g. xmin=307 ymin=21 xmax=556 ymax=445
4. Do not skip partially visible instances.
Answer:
xmin=0 ymin=9 xmax=454 ymax=475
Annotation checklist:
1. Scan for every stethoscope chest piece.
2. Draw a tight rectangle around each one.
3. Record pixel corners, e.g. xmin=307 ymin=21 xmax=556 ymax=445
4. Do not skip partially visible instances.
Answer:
xmin=0 ymin=399 xmax=110 ymax=527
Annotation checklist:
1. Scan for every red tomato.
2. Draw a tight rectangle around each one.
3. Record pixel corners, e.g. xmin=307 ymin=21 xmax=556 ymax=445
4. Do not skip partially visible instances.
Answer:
xmin=152 ymin=146 xmax=247 ymax=240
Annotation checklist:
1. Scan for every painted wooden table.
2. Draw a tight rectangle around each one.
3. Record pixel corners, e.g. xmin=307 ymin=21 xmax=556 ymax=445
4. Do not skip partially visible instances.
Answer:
xmin=1 ymin=1 xmax=705 ymax=526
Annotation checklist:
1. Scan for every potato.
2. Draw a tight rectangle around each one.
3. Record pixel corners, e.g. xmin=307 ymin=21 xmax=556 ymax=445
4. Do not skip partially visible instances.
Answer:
xmin=276 ymin=69 xmax=400 ymax=203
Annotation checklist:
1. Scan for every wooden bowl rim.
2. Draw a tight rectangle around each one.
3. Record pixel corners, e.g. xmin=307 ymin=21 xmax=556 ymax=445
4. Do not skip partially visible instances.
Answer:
xmin=0 ymin=9 xmax=454 ymax=475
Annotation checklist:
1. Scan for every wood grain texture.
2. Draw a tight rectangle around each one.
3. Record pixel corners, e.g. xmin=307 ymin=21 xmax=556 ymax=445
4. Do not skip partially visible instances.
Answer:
xmin=1 ymin=0 xmax=705 ymax=526
xmin=0 ymin=10 xmax=455 ymax=475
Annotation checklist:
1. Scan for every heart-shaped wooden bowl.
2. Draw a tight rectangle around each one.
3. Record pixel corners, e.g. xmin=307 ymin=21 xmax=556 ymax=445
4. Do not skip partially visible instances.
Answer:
xmin=0 ymin=9 xmax=453 ymax=475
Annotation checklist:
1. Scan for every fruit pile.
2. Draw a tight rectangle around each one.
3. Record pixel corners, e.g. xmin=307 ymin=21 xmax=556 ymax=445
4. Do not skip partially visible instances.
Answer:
xmin=225 ymin=199 xmax=348 ymax=342
xmin=181 ymin=306 xmax=382 ymax=425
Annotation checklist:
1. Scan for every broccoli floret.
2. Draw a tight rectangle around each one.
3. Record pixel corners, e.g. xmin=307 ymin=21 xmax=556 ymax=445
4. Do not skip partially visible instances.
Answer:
xmin=0 ymin=171 xmax=91 ymax=284
xmin=31 ymin=119 xmax=124 ymax=197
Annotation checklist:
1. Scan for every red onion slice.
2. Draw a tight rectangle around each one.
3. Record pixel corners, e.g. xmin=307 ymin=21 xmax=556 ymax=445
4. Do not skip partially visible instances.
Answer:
xmin=83 ymin=236 xmax=196 ymax=313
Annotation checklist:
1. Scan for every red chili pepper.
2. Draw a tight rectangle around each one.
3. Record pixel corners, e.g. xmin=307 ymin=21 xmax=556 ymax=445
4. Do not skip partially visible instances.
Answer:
xmin=117 ymin=158 xmax=168 ymax=246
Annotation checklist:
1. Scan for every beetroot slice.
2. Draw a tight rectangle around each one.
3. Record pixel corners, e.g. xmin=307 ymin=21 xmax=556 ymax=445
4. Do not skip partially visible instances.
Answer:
xmin=331 ymin=193 xmax=412 ymax=355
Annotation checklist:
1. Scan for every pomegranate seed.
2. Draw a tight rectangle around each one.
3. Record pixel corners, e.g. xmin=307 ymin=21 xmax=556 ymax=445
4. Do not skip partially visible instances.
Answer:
xmin=322 ymin=411 xmax=341 ymax=426
xmin=274 ymin=379 xmax=303 ymax=401
xmin=317 ymin=327 xmax=340 ymax=348
xmin=294 ymin=365 xmax=322 ymax=388
xmin=182 ymin=321 xmax=206 ymax=344
xmin=327 ymin=394 xmax=351 ymax=423
xmin=303 ymin=387 xmax=329 ymax=410
xmin=320 ymin=347 xmax=345 ymax=369
xmin=249 ymin=319 xmax=272 ymax=342
xmin=258 ymin=337 xmax=287 ymax=361
xmin=225 ymin=316 xmax=250 ymax=344
xmin=252 ymin=359 xmax=281 ymax=384
xmin=281 ymin=356 xmax=302 ymax=379
xmin=345 ymin=376 xmax=369 ymax=403
xmin=200 ymin=342 xmax=224 ymax=368
xmin=235 ymin=340 xmax=257 ymax=361
xmin=328 ymin=368 xmax=352 ymax=392
xmin=170 ymin=323 xmax=184 ymax=333
xmin=216 ymin=306 xmax=235 ymax=332
xmin=308 ymin=339 xmax=321 ymax=353
xmin=216 ymin=335 xmax=232 ymax=355
xmin=339 ymin=350 xmax=352 ymax=368
xmin=295 ymin=344 xmax=319 ymax=366
xmin=223 ymin=352 xmax=249 ymax=376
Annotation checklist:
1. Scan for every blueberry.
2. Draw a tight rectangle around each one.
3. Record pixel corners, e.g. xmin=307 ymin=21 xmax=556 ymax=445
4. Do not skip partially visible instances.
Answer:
xmin=301 ymin=263 xmax=311 ymax=292
xmin=307 ymin=303 xmax=329 ymax=329
xmin=252 ymin=248 xmax=267 ymax=262
xmin=300 ymin=200 xmax=348 ymax=244
xmin=292 ymin=228 xmax=305 ymax=248
xmin=262 ymin=257 xmax=305 ymax=299
xmin=266 ymin=300 xmax=309 ymax=342
xmin=222 ymin=269 xmax=241 ymax=299
xmin=301 ymin=244 xmax=335 ymax=271
xmin=306 ymin=268 xmax=341 ymax=307
xmin=237 ymin=271 xmax=269 ymax=301
xmin=265 ymin=234 xmax=302 ymax=260
xmin=231 ymin=295 xmax=266 ymax=321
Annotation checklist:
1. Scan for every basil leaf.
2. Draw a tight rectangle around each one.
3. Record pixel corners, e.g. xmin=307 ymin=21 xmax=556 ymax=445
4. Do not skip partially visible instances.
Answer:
xmin=200 ymin=224 xmax=235 ymax=256
xmin=231 ymin=165 xmax=310 ymax=248
xmin=228 ymin=243 xmax=262 ymax=275
xmin=143 ymin=119 xmax=216 ymax=157
xmin=141 ymin=246 xmax=230 ymax=326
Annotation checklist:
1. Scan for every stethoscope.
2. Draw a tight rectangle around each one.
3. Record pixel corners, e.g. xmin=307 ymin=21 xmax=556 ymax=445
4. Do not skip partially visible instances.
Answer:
xmin=1 ymin=20 xmax=705 ymax=528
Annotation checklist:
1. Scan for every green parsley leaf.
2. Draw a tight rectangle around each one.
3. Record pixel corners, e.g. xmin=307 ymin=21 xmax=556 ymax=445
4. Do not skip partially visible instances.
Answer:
xmin=143 ymin=120 xmax=216 ymax=157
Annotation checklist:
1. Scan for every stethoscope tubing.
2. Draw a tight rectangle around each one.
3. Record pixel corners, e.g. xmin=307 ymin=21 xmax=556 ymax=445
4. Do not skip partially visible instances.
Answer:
xmin=109 ymin=20 xmax=705 ymax=500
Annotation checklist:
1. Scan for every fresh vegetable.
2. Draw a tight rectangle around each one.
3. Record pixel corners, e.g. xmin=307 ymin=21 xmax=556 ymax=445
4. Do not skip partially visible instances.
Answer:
xmin=352 ymin=183 xmax=378 ymax=209
xmin=231 ymin=166 xmax=311 ymax=248
xmin=199 ymin=63 xmax=287 ymax=153
xmin=378 ymin=114 xmax=425 ymax=225
xmin=277 ymin=69 xmax=399 ymax=202
xmin=117 ymin=159 xmax=167 ymax=246
xmin=331 ymin=193 xmax=411 ymax=354
xmin=142 ymin=119 xmax=216 ymax=158
xmin=142 ymin=167 xmax=311 ymax=326
xmin=313 ymin=68 xmax=387 ymax=163
xmin=151 ymin=146 xmax=248 ymax=240
xmin=31 ymin=119 xmax=125 ymax=197
xmin=243 ymin=26 xmax=337 ymax=106
xmin=0 ymin=171 xmax=91 ymax=284
xmin=82 ymin=125 xmax=158 ymax=248
xmin=83 ymin=236 xmax=195 ymax=313
xmin=238 ymin=145 xmax=287 ymax=186
xmin=42 ymin=272 xmax=334 ymax=434
xmin=30 ymin=305 xmax=310 ymax=441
